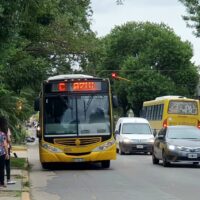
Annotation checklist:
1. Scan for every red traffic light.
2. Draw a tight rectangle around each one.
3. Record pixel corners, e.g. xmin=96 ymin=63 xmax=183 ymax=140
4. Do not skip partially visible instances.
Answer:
xmin=111 ymin=72 xmax=118 ymax=78
xmin=111 ymin=72 xmax=131 ymax=82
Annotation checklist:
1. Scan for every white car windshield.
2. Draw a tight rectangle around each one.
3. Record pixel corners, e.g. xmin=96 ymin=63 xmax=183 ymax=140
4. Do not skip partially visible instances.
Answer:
xmin=122 ymin=123 xmax=152 ymax=134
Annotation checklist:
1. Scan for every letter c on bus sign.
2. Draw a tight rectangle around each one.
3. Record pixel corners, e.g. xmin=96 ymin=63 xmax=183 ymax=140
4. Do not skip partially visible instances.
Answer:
xmin=58 ymin=82 xmax=67 ymax=92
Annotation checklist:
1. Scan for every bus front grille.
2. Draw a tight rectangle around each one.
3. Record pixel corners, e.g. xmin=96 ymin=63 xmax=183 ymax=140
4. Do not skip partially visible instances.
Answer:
xmin=54 ymin=137 xmax=101 ymax=146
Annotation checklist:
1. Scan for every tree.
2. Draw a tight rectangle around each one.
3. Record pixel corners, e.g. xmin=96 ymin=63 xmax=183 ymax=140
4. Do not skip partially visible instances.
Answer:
xmin=0 ymin=0 xmax=97 ymax=141
xmin=98 ymin=22 xmax=199 ymax=116
xmin=179 ymin=0 xmax=200 ymax=37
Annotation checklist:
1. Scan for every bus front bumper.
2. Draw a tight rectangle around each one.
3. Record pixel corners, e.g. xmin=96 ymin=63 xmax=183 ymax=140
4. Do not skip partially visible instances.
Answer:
xmin=39 ymin=145 xmax=116 ymax=163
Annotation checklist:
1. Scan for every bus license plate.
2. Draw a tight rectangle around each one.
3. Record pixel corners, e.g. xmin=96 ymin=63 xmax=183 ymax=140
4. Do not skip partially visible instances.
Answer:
xmin=188 ymin=153 xmax=197 ymax=159
xmin=73 ymin=158 xmax=84 ymax=162
xmin=136 ymin=145 xmax=143 ymax=149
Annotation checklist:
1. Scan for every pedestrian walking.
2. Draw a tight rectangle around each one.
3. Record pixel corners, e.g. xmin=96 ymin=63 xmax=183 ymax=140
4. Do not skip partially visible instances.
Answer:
xmin=5 ymin=128 xmax=16 ymax=184
xmin=0 ymin=116 xmax=9 ymax=188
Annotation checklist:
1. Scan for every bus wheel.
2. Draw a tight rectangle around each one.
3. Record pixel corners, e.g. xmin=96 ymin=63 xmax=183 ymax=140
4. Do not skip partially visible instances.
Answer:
xmin=41 ymin=163 xmax=49 ymax=169
xmin=101 ymin=160 xmax=110 ymax=168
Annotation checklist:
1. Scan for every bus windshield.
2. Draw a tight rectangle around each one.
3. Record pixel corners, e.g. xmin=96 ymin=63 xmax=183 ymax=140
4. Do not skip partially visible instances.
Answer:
xmin=168 ymin=101 xmax=198 ymax=115
xmin=44 ymin=94 xmax=110 ymax=136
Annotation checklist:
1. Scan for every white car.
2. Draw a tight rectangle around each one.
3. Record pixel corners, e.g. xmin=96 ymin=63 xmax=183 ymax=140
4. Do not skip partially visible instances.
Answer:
xmin=115 ymin=117 xmax=154 ymax=155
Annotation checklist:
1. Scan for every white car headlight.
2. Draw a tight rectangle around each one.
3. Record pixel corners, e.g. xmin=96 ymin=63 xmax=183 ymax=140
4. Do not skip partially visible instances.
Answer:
xmin=148 ymin=138 xmax=154 ymax=143
xmin=92 ymin=139 xmax=115 ymax=152
xmin=123 ymin=138 xmax=132 ymax=143
xmin=168 ymin=144 xmax=176 ymax=151
xmin=42 ymin=143 xmax=63 ymax=153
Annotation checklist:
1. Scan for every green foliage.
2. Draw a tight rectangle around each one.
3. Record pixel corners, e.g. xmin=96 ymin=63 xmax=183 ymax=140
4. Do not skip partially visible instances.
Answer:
xmin=98 ymin=22 xmax=199 ymax=116
xmin=0 ymin=84 xmax=18 ymax=118
xmin=179 ymin=0 xmax=200 ymax=37
xmin=0 ymin=0 xmax=96 ymax=142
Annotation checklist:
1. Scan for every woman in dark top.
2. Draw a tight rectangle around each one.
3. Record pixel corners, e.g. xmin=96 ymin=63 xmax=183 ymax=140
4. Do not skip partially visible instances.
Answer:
xmin=0 ymin=116 xmax=9 ymax=188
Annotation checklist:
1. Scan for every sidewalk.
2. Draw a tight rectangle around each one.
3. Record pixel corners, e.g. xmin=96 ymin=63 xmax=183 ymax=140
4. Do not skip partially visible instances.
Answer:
xmin=0 ymin=146 xmax=30 ymax=200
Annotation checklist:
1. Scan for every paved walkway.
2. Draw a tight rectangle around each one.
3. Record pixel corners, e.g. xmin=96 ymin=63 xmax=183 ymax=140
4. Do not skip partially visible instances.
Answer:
xmin=0 ymin=146 xmax=30 ymax=200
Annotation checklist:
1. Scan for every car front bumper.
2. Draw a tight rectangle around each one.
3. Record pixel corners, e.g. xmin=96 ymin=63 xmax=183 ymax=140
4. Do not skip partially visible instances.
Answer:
xmin=120 ymin=143 xmax=153 ymax=153
xmin=165 ymin=150 xmax=200 ymax=163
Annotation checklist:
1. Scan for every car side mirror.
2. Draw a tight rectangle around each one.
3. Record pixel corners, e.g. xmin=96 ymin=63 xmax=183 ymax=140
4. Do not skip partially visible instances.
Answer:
xmin=115 ymin=130 xmax=119 ymax=135
xmin=153 ymin=129 xmax=157 ymax=137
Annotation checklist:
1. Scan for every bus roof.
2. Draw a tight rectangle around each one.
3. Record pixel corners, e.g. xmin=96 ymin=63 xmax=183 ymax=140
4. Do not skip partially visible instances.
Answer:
xmin=155 ymin=96 xmax=186 ymax=100
xmin=47 ymin=74 xmax=94 ymax=81
xmin=143 ymin=95 xmax=197 ymax=106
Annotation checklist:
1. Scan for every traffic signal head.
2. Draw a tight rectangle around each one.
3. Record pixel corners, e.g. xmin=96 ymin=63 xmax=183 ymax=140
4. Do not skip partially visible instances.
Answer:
xmin=111 ymin=72 xmax=118 ymax=79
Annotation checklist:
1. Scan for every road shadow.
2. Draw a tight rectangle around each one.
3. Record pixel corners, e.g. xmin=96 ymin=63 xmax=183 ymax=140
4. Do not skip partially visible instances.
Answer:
xmin=156 ymin=162 xmax=200 ymax=169
xmin=118 ymin=152 xmax=152 ymax=156
xmin=41 ymin=162 xmax=114 ymax=171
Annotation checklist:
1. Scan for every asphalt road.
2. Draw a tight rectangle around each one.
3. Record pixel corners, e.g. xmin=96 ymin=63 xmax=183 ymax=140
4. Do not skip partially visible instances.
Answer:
xmin=28 ymin=143 xmax=200 ymax=200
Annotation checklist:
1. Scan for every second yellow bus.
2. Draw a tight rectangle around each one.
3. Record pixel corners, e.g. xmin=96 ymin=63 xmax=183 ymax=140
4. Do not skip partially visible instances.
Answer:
xmin=141 ymin=96 xmax=200 ymax=133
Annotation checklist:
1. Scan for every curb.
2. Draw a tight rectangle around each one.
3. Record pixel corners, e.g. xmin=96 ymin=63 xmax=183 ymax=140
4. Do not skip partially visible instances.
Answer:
xmin=22 ymin=192 xmax=30 ymax=200
xmin=21 ymin=158 xmax=31 ymax=200
xmin=12 ymin=146 xmax=27 ymax=151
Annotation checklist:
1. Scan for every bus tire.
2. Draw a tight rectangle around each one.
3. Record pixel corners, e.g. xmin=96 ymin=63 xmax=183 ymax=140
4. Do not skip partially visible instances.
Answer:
xmin=101 ymin=160 xmax=110 ymax=168
xmin=41 ymin=162 xmax=49 ymax=169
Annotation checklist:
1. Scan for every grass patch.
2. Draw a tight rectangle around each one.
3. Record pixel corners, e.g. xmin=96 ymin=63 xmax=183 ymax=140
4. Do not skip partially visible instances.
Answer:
xmin=0 ymin=191 xmax=21 ymax=197
xmin=23 ymin=181 xmax=30 ymax=187
xmin=10 ymin=157 xmax=27 ymax=169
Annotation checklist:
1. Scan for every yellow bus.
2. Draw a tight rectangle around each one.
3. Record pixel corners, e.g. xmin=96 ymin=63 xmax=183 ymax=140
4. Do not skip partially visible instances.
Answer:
xmin=34 ymin=74 xmax=117 ymax=169
xmin=141 ymin=96 xmax=200 ymax=133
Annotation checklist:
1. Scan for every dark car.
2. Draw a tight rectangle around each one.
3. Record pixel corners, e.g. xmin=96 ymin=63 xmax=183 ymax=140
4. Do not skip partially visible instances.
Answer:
xmin=152 ymin=125 xmax=200 ymax=167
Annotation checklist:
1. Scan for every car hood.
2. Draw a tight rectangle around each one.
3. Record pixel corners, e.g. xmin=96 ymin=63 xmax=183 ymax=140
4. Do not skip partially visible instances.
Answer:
xmin=168 ymin=139 xmax=200 ymax=147
xmin=122 ymin=134 xmax=154 ymax=140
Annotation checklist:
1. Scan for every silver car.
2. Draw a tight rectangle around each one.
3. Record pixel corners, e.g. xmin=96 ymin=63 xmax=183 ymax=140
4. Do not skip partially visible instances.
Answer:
xmin=152 ymin=125 xmax=200 ymax=167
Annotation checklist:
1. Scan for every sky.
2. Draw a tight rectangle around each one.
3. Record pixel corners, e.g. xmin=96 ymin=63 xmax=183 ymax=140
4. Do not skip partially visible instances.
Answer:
xmin=90 ymin=0 xmax=200 ymax=66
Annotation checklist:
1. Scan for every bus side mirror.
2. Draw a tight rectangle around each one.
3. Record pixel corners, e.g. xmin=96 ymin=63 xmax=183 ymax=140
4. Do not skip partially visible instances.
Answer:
xmin=115 ymin=130 xmax=119 ymax=135
xmin=114 ymin=130 xmax=119 ymax=139
xmin=153 ymin=129 xmax=157 ymax=137
xmin=34 ymin=98 xmax=40 ymax=111
xmin=112 ymin=95 xmax=118 ymax=108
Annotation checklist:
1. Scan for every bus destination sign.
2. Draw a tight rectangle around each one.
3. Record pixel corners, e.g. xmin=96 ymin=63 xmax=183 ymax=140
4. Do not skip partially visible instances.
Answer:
xmin=50 ymin=81 xmax=102 ymax=93
xmin=72 ymin=81 xmax=99 ymax=91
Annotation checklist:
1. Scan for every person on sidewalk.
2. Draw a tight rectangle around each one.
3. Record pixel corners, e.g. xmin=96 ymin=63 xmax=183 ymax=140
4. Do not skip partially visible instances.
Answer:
xmin=5 ymin=128 xmax=16 ymax=184
xmin=0 ymin=116 xmax=9 ymax=188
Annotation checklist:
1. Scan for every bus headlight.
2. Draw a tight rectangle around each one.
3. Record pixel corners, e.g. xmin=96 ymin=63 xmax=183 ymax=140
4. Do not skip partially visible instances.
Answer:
xmin=92 ymin=139 xmax=116 ymax=152
xmin=42 ymin=143 xmax=63 ymax=153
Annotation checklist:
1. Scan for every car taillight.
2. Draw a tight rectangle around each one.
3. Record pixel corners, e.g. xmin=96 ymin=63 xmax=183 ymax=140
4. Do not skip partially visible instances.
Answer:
xmin=163 ymin=119 xmax=167 ymax=128
xmin=197 ymin=120 xmax=200 ymax=129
